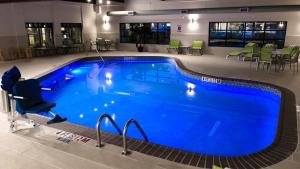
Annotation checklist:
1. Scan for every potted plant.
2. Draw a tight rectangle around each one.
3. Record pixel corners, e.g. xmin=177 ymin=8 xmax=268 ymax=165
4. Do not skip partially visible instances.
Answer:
xmin=131 ymin=24 xmax=146 ymax=52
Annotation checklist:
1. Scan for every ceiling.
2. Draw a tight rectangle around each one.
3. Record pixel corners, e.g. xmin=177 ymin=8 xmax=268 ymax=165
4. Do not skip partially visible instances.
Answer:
xmin=0 ymin=0 xmax=124 ymax=4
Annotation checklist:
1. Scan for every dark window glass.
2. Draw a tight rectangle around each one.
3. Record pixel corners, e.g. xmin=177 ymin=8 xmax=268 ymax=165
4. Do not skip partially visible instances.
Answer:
xmin=61 ymin=23 xmax=82 ymax=45
xmin=120 ymin=22 xmax=171 ymax=44
xmin=228 ymin=22 xmax=244 ymax=31
xmin=265 ymin=22 xmax=287 ymax=30
xmin=26 ymin=22 xmax=54 ymax=48
xmin=210 ymin=31 xmax=226 ymax=39
xmin=227 ymin=31 xmax=244 ymax=39
xmin=209 ymin=21 xmax=287 ymax=48
xmin=253 ymin=31 xmax=265 ymax=39
xmin=246 ymin=22 xmax=254 ymax=30
xmin=254 ymin=22 xmax=265 ymax=30
xmin=265 ymin=31 xmax=286 ymax=39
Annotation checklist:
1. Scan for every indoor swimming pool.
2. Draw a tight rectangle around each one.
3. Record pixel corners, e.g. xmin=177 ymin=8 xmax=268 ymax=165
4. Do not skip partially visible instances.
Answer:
xmin=38 ymin=56 xmax=281 ymax=157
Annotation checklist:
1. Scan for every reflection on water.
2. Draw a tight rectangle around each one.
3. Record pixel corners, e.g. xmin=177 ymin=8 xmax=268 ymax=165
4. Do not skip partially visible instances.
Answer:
xmin=86 ymin=63 xmax=101 ymax=95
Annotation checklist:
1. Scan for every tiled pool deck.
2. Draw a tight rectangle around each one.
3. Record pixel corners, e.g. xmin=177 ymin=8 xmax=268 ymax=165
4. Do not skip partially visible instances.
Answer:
xmin=0 ymin=51 xmax=299 ymax=169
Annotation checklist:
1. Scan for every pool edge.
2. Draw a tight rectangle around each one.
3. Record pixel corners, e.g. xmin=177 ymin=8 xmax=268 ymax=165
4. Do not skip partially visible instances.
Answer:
xmin=33 ymin=55 xmax=298 ymax=169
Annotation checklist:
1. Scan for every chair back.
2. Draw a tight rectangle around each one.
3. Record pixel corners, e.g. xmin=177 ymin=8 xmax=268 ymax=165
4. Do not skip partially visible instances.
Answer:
xmin=283 ymin=45 xmax=299 ymax=56
xmin=169 ymin=39 xmax=180 ymax=49
xmin=12 ymin=79 xmax=44 ymax=114
xmin=261 ymin=43 xmax=276 ymax=53
xmin=1 ymin=66 xmax=21 ymax=93
xmin=291 ymin=49 xmax=300 ymax=62
xmin=260 ymin=44 xmax=276 ymax=62
xmin=243 ymin=42 xmax=257 ymax=53
xmin=192 ymin=40 xmax=203 ymax=49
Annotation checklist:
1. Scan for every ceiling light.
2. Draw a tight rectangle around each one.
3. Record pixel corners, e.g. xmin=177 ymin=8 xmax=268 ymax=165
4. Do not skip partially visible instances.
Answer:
xmin=107 ymin=11 xmax=136 ymax=16
xmin=279 ymin=22 xmax=284 ymax=28
xmin=107 ymin=0 xmax=111 ymax=5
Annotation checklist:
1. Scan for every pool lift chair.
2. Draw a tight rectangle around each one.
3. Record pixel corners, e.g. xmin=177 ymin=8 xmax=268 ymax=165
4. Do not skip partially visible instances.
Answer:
xmin=1 ymin=66 xmax=67 ymax=132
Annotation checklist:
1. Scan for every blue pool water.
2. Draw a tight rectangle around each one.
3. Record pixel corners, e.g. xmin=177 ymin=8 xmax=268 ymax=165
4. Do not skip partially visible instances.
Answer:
xmin=39 ymin=57 xmax=281 ymax=157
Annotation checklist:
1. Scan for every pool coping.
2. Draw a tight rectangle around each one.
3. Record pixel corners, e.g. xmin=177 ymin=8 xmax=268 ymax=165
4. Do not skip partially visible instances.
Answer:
xmin=32 ymin=56 xmax=298 ymax=169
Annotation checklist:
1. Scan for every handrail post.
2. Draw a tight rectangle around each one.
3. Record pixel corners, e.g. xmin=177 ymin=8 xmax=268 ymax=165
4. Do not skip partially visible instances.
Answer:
xmin=122 ymin=119 xmax=148 ymax=155
xmin=96 ymin=113 xmax=122 ymax=148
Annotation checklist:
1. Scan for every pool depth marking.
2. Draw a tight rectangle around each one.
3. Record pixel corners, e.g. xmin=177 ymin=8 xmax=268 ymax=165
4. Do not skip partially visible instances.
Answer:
xmin=208 ymin=121 xmax=221 ymax=137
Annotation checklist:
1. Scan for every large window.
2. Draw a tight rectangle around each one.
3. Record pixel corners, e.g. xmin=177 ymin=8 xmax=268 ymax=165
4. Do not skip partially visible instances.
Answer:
xmin=25 ymin=23 xmax=54 ymax=48
xmin=120 ymin=22 xmax=171 ymax=44
xmin=61 ymin=23 xmax=82 ymax=45
xmin=209 ymin=21 xmax=287 ymax=48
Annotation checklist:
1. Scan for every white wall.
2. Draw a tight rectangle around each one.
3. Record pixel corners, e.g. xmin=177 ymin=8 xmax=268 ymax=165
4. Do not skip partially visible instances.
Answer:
xmin=102 ymin=0 xmax=300 ymax=55
xmin=96 ymin=3 xmax=124 ymax=50
xmin=124 ymin=0 xmax=300 ymax=10
xmin=0 ymin=1 xmax=97 ymax=59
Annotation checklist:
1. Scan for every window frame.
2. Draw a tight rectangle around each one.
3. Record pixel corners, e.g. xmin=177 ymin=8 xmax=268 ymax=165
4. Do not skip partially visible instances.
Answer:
xmin=208 ymin=21 xmax=287 ymax=48
xmin=25 ymin=22 xmax=54 ymax=48
xmin=61 ymin=23 xmax=83 ymax=45
xmin=120 ymin=22 xmax=171 ymax=45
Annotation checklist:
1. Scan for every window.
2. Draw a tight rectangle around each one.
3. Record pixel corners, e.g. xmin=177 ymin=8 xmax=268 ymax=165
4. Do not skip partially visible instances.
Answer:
xmin=25 ymin=23 xmax=54 ymax=48
xmin=120 ymin=22 xmax=171 ymax=44
xmin=209 ymin=21 xmax=287 ymax=48
xmin=61 ymin=23 xmax=82 ymax=45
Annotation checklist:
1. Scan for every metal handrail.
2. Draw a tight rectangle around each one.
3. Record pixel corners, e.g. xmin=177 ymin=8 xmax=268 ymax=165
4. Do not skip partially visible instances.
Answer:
xmin=96 ymin=113 xmax=122 ymax=148
xmin=122 ymin=119 xmax=148 ymax=155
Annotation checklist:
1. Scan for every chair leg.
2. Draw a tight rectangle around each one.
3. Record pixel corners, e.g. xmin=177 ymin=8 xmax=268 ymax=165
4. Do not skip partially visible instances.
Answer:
xmin=293 ymin=63 xmax=295 ymax=73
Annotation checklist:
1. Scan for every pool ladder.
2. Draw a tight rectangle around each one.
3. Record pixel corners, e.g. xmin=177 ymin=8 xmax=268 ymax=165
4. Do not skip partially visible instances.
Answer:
xmin=96 ymin=113 xmax=148 ymax=155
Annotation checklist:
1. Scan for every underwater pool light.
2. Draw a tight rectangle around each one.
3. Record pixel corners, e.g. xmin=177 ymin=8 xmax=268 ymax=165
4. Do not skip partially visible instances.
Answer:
xmin=186 ymin=82 xmax=196 ymax=96
xmin=186 ymin=89 xmax=195 ymax=96
xmin=71 ymin=68 xmax=83 ymax=75
xmin=187 ymin=82 xmax=195 ymax=90
xmin=105 ymin=72 xmax=112 ymax=79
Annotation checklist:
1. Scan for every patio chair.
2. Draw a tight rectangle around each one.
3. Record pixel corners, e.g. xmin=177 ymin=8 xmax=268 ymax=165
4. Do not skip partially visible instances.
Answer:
xmin=226 ymin=42 xmax=257 ymax=60
xmin=282 ymin=45 xmax=299 ymax=69
xmin=11 ymin=79 xmax=67 ymax=125
xmin=189 ymin=40 xmax=203 ymax=55
xmin=241 ymin=45 xmax=261 ymax=62
xmin=257 ymin=44 xmax=276 ymax=71
xmin=167 ymin=39 xmax=180 ymax=54
xmin=284 ymin=49 xmax=299 ymax=72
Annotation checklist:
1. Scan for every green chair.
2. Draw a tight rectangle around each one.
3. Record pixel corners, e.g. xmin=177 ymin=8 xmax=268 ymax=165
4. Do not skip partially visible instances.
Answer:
xmin=283 ymin=45 xmax=299 ymax=69
xmin=257 ymin=44 xmax=276 ymax=71
xmin=212 ymin=165 xmax=223 ymax=169
xmin=226 ymin=42 xmax=257 ymax=60
xmin=167 ymin=39 xmax=180 ymax=54
xmin=189 ymin=40 xmax=203 ymax=55
xmin=284 ymin=49 xmax=299 ymax=72
xmin=241 ymin=45 xmax=261 ymax=61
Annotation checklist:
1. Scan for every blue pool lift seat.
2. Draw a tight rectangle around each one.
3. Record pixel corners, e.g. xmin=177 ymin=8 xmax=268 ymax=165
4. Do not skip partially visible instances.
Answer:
xmin=12 ymin=79 xmax=67 ymax=125
xmin=1 ymin=66 xmax=21 ymax=94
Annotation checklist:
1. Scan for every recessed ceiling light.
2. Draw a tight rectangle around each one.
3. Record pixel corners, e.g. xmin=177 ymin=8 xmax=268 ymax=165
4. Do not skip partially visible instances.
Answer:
xmin=107 ymin=0 xmax=111 ymax=5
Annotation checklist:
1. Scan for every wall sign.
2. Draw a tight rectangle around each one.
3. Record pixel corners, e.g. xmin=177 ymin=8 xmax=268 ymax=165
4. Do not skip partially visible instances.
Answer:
xmin=56 ymin=131 xmax=91 ymax=144
xmin=177 ymin=25 xmax=182 ymax=32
